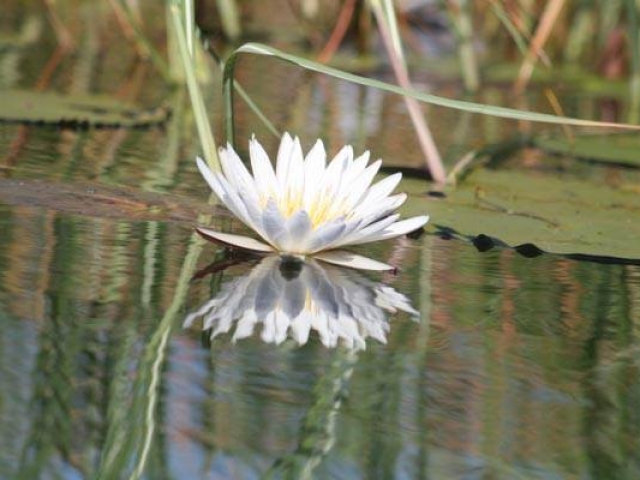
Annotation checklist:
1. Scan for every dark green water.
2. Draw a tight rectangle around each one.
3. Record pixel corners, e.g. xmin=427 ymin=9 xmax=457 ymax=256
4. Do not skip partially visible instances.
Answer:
xmin=1 ymin=3 xmax=640 ymax=479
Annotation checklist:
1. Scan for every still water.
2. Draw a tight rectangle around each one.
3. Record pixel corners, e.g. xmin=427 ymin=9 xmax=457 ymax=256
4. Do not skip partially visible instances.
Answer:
xmin=2 ymin=4 xmax=640 ymax=479
xmin=1 ymin=151 xmax=639 ymax=478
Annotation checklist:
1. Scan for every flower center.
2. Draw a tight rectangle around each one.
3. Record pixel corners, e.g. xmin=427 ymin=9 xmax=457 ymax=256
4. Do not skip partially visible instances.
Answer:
xmin=265 ymin=189 xmax=350 ymax=230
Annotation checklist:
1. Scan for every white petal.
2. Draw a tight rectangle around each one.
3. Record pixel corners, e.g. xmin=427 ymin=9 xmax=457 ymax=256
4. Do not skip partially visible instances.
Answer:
xmin=357 ymin=172 xmax=402 ymax=206
xmin=215 ymin=173 xmax=264 ymax=232
xmin=249 ymin=136 xmax=278 ymax=199
xmin=220 ymin=145 xmax=262 ymax=207
xmin=314 ymin=250 xmax=395 ymax=271
xmin=219 ymin=145 xmax=245 ymax=186
xmin=275 ymin=132 xmax=295 ymax=188
xmin=283 ymin=210 xmax=312 ymax=251
xmin=352 ymin=193 xmax=407 ymax=225
xmin=197 ymin=157 xmax=263 ymax=232
xmin=344 ymin=158 xmax=381 ymax=208
xmin=261 ymin=199 xmax=287 ymax=247
xmin=352 ymin=150 xmax=371 ymax=171
xmin=324 ymin=145 xmax=352 ymax=190
xmin=285 ymin=136 xmax=305 ymax=195
xmin=340 ymin=150 xmax=368 ymax=186
xmin=196 ymin=157 xmax=225 ymax=199
xmin=196 ymin=227 xmax=274 ymax=253
xmin=306 ymin=219 xmax=347 ymax=252
xmin=377 ymin=215 xmax=430 ymax=238
xmin=303 ymin=140 xmax=327 ymax=208
xmin=333 ymin=214 xmax=400 ymax=248
xmin=304 ymin=139 xmax=327 ymax=171
xmin=346 ymin=215 xmax=429 ymax=245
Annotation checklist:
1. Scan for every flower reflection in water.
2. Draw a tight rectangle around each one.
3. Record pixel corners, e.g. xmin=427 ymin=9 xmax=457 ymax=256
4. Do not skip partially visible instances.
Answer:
xmin=184 ymin=255 xmax=418 ymax=350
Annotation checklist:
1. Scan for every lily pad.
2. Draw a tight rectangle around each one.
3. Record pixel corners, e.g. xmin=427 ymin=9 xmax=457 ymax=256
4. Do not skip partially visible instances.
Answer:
xmin=402 ymin=168 xmax=640 ymax=260
xmin=0 ymin=89 xmax=170 ymax=128
xmin=534 ymin=132 xmax=640 ymax=167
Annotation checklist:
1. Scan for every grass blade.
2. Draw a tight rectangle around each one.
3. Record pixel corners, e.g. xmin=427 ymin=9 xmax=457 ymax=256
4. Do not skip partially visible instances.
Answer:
xmin=223 ymin=42 xmax=640 ymax=138
xmin=445 ymin=0 xmax=480 ymax=91
xmin=168 ymin=2 xmax=219 ymax=171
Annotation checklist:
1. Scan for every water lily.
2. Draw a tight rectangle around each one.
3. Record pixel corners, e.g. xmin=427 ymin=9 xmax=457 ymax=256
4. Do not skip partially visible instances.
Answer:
xmin=184 ymin=255 xmax=419 ymax=350
xmin=196 ymin=133 xmax=429 ymax=270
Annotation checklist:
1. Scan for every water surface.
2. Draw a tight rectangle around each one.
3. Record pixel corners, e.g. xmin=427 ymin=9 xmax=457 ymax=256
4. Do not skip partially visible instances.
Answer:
xmin=1 ymin=3 xmax=639 ymax=479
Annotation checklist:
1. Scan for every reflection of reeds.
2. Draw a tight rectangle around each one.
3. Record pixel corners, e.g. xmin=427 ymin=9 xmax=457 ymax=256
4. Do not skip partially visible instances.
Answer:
xmin=1 ymin=208 xmax=54 ymax=321
xmin=43 ymin=0 xmax=74 ymax=50
xmin=263 ymin=350 xmax=357 ymax=479
xmin=444 ymin=0 xmax=480 ymax=92
xmin=110 ymin=0 xmax=170 ymax=80
xmin=99 ymin=227 xmax=208 ymax=479
xmin=2 ymin=209 xmax=640 ymax=477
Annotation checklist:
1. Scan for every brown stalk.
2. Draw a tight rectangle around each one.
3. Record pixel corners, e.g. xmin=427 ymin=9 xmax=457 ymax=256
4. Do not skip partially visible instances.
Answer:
xmin=44 ymin=0 xmax=75 ymax=50
xmin=371 ymin=4 xmax=446 ymax=184
xmin=544 ymin=88 xmax=574 ymax=143
xmin=317 ymin=0 xmax=358 ymax=63
xmin=513 ymin=0 xmax=566 ymax=95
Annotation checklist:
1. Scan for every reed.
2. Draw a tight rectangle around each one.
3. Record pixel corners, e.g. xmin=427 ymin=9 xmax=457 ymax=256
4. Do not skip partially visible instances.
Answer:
xmin=370 ymin=0 xmax=446 ymax=183
xmin=445 ymin=0 xmax=480 ymax=92
xmin=168 ymin=0 xmax=220 ymax=171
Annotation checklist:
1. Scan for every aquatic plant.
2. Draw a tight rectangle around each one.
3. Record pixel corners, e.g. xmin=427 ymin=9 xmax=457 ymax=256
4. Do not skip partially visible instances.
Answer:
xmin=196 ymin=133 xmax=429 ymax=270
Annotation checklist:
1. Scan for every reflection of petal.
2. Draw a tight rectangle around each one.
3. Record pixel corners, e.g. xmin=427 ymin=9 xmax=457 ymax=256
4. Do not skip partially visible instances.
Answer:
xmin=233 ymin=310 xmax=257 ymax=341
xmin=282 ymin=278 xmax=305 ymax=319
xmin=185 ymin=255 xmax=418 ymax=350
xmin=196 ymin=227 xmax=274 ymax=253
xmin=314 ymin=250 xmax=394 ymax=271
xmin=290 ymin=312 xmax=312 ymax=345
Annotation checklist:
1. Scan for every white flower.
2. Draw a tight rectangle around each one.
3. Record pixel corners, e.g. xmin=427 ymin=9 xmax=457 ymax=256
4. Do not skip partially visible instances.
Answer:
xmin=184 ymin=255 xmax=419 ymax=350
xmin=196 ymin=133 xmax=429 ymax=270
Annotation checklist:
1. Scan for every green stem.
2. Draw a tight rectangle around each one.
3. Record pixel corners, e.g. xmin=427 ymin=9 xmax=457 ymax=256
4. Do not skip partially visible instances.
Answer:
xmin=169 ymin=2 xmax=220 ymax=171
xmin=451 ymin=0 xmax=480 ymax=91
xmin=216 ymin=0 xmax=241 ymax=40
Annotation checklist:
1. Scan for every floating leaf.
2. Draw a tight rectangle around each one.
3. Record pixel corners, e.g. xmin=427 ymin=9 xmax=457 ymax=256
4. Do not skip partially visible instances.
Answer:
xmin=402 ymin=168 xmax=640 ymax=261
xmin=0 ymin=89 xmax=169 ymax=128
xmin=534 ymin=132 xmax=640 ymax=167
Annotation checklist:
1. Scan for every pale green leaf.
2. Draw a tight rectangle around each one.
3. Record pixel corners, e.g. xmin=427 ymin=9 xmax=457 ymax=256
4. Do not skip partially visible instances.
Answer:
xmin=401 ymin=168 xmax=640 ymax=260
xmin=0 ymin=89 xmax=168 ymax=127
xmin=534 ymin=132 xmax=640 ymax=167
